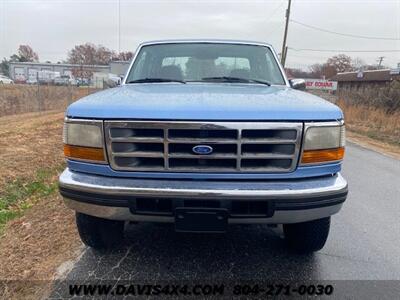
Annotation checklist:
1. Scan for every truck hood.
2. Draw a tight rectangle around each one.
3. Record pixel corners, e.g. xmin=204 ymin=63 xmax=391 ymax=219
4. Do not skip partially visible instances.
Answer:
xmin=66 ymin=83 xmax=343 ymax=120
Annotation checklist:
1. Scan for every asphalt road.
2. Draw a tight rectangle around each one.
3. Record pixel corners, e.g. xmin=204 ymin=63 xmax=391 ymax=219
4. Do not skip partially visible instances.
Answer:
xmin=51 ymin=142 xmax=400 ymax=297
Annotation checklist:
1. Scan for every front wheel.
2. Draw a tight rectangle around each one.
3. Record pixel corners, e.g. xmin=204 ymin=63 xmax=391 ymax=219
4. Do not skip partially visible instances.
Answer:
xmin=283 ymin=217 xmax=330 ymax=253
xmin=75 ymin=213 xmax=125 ymax=249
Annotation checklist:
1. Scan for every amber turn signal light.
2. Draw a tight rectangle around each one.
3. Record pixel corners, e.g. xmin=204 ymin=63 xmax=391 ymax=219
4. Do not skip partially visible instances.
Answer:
xmin=64 ymin=144 xmax=105 ymax=162
xmin=301 ymin=147 xmax=345 ymax=164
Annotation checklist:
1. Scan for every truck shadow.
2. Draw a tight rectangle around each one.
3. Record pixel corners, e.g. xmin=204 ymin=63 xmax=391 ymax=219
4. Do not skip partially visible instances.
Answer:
xmin=63 ymin=222 xmax=322 ymax=281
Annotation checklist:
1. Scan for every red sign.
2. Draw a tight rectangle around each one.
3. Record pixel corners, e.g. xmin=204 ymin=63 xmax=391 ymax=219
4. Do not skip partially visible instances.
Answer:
xmin=305 ymin=79 xmax=337 ymax=91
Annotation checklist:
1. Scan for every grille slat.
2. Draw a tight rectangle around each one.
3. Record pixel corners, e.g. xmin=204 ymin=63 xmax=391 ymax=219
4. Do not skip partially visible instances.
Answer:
xmin=240 ymin=139 xmax=297 ymax=144
xmin=169 ymin=129 xmax=238 ymax=139
xmin=240 ymin=153 xmax=294 ymax=159
xmin=242 ymin=129 xmax=297 ymax=140
xmin=169 ymin=153 xmax=237 ymax=159
xmin=112 ymin=142 xmax=164 ymax=153
xmin=110 ymin=128 xmax=163 ymax=138
xmin=113 ymin=152 xmax=165 ymax=158
xmin=110 ymin=137 xmax=164 ymax=143
xmin=167 ymin=138 xmax=238 ymax=144
xmin=106 ymin=121 xmax=302 ymax=173
xmin=169 ymin=158 xmax=237 ymax=170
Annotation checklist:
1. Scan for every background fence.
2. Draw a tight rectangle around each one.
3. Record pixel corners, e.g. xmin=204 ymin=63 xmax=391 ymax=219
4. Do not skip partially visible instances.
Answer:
xmin=0 ymin=80 xmax=108 ymax=117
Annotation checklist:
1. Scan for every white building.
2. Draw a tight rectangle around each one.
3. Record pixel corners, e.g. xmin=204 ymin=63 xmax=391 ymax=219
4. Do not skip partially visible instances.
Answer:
xmin=9 ymin=61 xmax=130 ymax=82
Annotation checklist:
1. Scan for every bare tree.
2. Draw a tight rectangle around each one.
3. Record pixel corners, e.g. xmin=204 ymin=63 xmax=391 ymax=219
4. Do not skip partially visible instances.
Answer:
xmin=351 ymin=57 xmax=366 ymax=71
xmin=307 ymin=63 xmax=337 ymax=79
xmin=321 ymin=63 xmax=338 ymax=79
xmin=16 ymin=45 xmax=39 ymax=62
xmin=309 ymin=63 xmax=324 ymax=78
xmin=286 ymin=67 xmax=315 ymax=79
xmin=95 ymin=46 xmax=116 ymax=65
xmin=67 ymin=43 xmax=115 ymax=65
xmin=327 ymin=54 xmax=352 ymax=74
xmin=68 ymin=43 xmax=97 ymax=65
xmin=114 ymin=51 xmax=134 ymax=61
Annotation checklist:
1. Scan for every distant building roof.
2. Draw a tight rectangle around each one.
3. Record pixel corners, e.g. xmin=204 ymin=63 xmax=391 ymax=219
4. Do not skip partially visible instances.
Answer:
xmin=331 ymin=69 xmax=398 ymax=82
xmin=8 ymin=61 xmax=109 ymax=69
xmin=109 ymin=61 xmax=130 ymax=64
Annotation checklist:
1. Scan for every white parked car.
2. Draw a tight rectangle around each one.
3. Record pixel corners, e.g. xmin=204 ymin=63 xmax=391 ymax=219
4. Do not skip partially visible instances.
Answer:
xmin=26 ymin=78 xmax=38 ymax=85
xmin=0 ymin=75 xmax=14 ymax=84
xmin=54 ymin=75 xmax=75 ymax=86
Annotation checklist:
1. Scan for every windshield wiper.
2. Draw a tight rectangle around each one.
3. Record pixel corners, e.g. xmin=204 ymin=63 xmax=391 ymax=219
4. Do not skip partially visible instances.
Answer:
xmin=127 ymin=78 xmax=186 ymax=84
xmin=201 ymin=76 xmax=271 ymax=86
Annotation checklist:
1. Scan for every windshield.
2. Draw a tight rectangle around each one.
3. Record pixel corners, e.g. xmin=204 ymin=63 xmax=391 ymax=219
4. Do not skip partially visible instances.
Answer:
xmin=126 ymin=43 xmax=286 ymax=85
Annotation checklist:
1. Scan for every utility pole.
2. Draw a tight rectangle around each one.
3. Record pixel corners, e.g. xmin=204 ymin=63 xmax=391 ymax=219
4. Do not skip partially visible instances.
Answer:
xmin=377 ymin=56 xmax=384 ymax=69
xmin=281 ymin=0 xmax=292 ymax=67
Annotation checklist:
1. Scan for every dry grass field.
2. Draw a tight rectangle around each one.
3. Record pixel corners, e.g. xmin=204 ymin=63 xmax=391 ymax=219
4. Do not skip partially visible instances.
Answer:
xmin=310 ymin=88 xmax=400 ymax=147
xmin=337 ymin=99 xmax=400 ymax=146
xmin=0 ymin=111 xmax=81 ymax=299
xmin=336 ymin=80 xmax=400 ymax=146
xmin=0 ymin=111 xmax=64 ymax=188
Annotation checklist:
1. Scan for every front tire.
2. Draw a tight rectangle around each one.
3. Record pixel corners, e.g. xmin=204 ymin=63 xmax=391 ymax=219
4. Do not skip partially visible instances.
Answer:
xmin=75 ymin=213 xmax=124 ymax=249
xmin=283 ymin=217 xmax=330 ymax=253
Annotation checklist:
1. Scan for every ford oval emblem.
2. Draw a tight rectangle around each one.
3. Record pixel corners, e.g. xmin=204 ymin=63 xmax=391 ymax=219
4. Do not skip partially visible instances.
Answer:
xmin=192 ymin=145 xmax=213 ymax=155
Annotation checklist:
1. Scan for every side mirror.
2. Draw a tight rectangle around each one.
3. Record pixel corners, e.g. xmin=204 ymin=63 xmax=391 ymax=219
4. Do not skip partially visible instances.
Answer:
xmin=289 ymin=79 xmax=306 ymax=91
xmin=107 ymin=78 xmax=120 ymax=88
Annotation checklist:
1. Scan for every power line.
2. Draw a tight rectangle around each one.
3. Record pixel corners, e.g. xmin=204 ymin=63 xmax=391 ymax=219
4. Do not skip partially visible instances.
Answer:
xmin=287 ymin=52 xmax=382 ymax=61
xmin=265 ymin=22 xmax=283 ymax=36
xmin=265 ymin=1 xmax=286 ymax=20
xmin=286 ymin=53 xmax=330 ymax=60
xmin=290 ymin=19 xmax=400 ymax=41
xmin=288 ymin=47 xmax=400 ymax=53
xmin=264 ymin=1 xmax=286 ymax=35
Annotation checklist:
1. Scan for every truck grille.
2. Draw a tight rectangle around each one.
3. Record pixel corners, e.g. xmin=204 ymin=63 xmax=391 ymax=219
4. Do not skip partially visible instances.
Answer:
xmin=105 ymin=121 xmax=302 ymax=173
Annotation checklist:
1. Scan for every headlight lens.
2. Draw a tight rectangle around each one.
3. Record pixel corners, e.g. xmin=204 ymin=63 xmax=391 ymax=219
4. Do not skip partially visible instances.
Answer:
xmin=63 ymin=120 xmax=106 ymax=163
xmin=301 ymin=122 xmax=345 ymax=164
xmin=304 ymin=125 xmax=345 ymax=150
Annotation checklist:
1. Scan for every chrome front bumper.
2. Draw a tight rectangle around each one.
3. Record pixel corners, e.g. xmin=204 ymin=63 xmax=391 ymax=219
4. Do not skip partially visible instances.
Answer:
xmin=59 ymin=169 xmax=348 ymax=224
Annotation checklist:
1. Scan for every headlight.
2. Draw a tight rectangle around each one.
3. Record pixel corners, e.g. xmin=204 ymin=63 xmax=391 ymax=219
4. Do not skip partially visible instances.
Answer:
xmin=301 ymin=122 xmax=345 ymax=164
xmin=63 ymin=119 xmax=106 ymax=163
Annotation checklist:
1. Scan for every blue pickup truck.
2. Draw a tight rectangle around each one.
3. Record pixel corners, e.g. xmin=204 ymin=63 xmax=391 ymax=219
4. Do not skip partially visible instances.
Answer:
xmin=59 ymin=40 xmax=347 ymax=253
